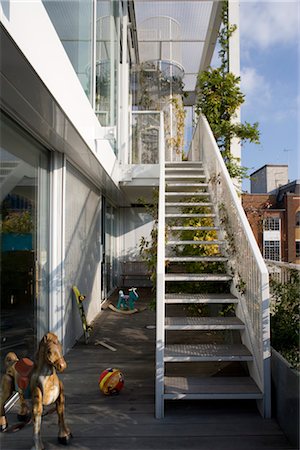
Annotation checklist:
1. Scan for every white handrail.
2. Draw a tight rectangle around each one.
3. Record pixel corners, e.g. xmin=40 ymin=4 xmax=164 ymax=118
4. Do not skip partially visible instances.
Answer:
xmin=188 ymin=113 xmax=271 ymax=418
xmin=155 ymin=111 xmax=166 ymax=419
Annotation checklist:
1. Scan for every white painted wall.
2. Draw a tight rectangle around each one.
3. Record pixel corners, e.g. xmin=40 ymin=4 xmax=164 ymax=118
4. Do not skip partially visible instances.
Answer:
xmin=120 ymin=207 xmax=154 ymax=260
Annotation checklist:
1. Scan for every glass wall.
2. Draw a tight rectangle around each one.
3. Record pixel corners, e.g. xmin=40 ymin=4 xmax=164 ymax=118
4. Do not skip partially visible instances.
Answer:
xmin=43 ymin=0 xmax=94 ymax=103
xmin=96 ymin=0 xmax=120 ymax=127
xmin=0 ymin=113 xmax=50 ymax=360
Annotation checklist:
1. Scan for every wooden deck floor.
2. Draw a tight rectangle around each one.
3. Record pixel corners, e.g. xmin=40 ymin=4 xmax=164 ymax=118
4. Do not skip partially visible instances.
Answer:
xmin=1 ymin=289 xmax=296 ymax=450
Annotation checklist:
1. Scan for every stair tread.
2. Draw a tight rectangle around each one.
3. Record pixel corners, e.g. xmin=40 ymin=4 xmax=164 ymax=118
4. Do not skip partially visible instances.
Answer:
xmin=165 ymin=293 xmax=237 ymax=300
xmin=165 ymin=273 xmax=232 ymax=281
xmin=165 ymin=167 xmax=205 ymax=171
xmin=166 ymin=240 xmax=223 ymax=245
xmin=164 ymin=376 xmax=262 ymax=396
xmin=165 ymin=162 xmax=203 ymax=165
xmin=166 ymin=213 xmax=216 ymax=218
xmin=168 ymin=226 xmax=219 ymax=231
xmin=166 ymin=202 xmax=212 ymax=206
xmin=166 ymin=183 xmax=208 ymax=187
xmin=164 ymin=344 xmax=253 ymax=361
xmin=166 ymin=256 xmax=226 ymax=262
xmin=165 ymin=192 xmax=210 ymax=196
xmin=165 ymin=175 xmax=206 ymax=179
xmin=165 ymin=317 xmax=243 ymax=327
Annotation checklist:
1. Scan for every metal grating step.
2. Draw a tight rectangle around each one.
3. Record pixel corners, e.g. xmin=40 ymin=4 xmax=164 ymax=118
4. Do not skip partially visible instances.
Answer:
xmin=165 ymin=162 xmax=203 ymax=166
xmin=164 ymin=377 xmax=263 ymax=400
xmin=164 ymin=344 xmax=253 ymax=362
xmin=165 ymin=213 xmax=216 ymax=218
xmin=165 ymin=293 xmax=238 ymax=304
xmin=166 ymin=183 xmax=208 ymax=189
xmin=168 ymin=226 xmax=219 ymax=231
xmin=165 ymin=175 xmax=206 ymax=180
xmin=165 ymin=273 xmax=232 ymax=282
xmin=166 ymin=240 xmax=223 ymax=245
xmin=165 ymin=167 xmax=205 ymax=172
xmin=166 ymin=256 xmax=226 ymax=262
xmin=166 ymin=202 xmax=212 ymax=207
xmin=165 ymin=192 xmax=210 ymax=197
xmin=165 ymin=316 xmax=244 ymax=330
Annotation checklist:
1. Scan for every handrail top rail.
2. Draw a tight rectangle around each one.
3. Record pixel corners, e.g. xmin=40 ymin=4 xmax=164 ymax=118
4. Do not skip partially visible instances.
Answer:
xmin=196 ymin=113 xmax=269 ymax=277
xmin=132 ymin=110 xmax=161 ymax=115
xmin=265 ymin=260 xmax=300 ymax=271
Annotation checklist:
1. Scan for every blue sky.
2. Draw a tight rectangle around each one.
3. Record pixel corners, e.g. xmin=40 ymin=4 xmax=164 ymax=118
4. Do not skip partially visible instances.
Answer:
xmin=239 ymin=0 xmax=299 ymax=191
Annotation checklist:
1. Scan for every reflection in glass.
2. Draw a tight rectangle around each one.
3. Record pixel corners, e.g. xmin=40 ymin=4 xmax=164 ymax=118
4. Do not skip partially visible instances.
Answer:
xmin=96 ymin=0 xmax=120 ymax=126
xmin=0 ymin=114 xmax=49 ymax=361
xmin=43 ymin=0 xmax=94 ymax=103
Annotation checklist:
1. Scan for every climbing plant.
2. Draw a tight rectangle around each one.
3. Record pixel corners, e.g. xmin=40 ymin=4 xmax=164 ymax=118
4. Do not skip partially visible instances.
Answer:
xmin=270 ymin=270 xmax=300 ymax=370
xmin=195 ymin=0 xmax=260 ymax=181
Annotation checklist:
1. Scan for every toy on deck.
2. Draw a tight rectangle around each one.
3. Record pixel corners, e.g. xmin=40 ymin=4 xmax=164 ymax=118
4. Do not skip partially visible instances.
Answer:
xmin=116 ymin=287 xmax=139 ymax=311
xmin=0 ymin=333 xmax=72 ymax=449
xmin=99 ymin=368 xmax=124 ymax=395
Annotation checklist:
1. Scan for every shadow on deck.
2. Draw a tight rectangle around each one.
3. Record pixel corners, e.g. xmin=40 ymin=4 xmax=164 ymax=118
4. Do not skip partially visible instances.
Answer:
xmin=1 ymin=289 xmax=296 ymax=449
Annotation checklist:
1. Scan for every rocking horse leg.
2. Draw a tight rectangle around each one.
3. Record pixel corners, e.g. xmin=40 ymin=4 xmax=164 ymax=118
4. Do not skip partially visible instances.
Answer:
xmin=17 ymin=388 xmax=30 ymax=422
xmin=31 ymin=386 xmax=44 ymax=450
xmin=56 ymin=380 xmax=72 ymax=445
xmin=0 ymin=374 xmax=14 ymax=432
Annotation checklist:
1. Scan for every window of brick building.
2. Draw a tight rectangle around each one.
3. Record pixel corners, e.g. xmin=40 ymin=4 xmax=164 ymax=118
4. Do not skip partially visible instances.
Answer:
xmin=263 ymin=240 xmax=280 ymax=261
xmin=296 ymin=211 xmax=300 ymax=227
xmin=263 ymin=217 xmax=280 ymax=231
xmin=296 ymin=241 xmax=300 ymax=258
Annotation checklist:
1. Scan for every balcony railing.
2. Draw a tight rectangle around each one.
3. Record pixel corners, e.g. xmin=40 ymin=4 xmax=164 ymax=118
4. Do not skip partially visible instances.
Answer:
xmin=131 ymin=111 xmax=160 ymax=164
xmin=188 ymin=114 xmax=271 ymax=418
xmin=265 ymin=259 xmax=300 ymax=286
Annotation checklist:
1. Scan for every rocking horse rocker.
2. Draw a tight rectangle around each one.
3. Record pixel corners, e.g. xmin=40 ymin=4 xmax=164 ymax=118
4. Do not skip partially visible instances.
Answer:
xmin=0 ymin=332 xmax=72 ymax=450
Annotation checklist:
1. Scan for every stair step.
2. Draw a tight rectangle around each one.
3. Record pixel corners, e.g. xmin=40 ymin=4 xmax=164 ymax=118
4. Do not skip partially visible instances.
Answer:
xmin=166 ymin=202 xmax=212 ymax=207
xmin=165 ymin=293 xmax=238 ymax=304
xmin=166 ymin=256 xmax=225 ymax=262
xmin=164 ymin=377 xmax=262 ymax=400
xmin=165 ymin=213 xmax=216 ymax=218
xmin=165 ymin=273 xmax=232 ymax=282
xmin=166 ymin=240 xmax=223 ymax=245
xmin=165 ymin=162 xmax=203 ymax=166
xmin=165 ymin=167 xmax=205 ymax=172
xmin=165 ymin=192 xmax=210 ymax=197
xmin=165 ymin=317 xmax=244 ymax=330
xmin=168 ymin=226 xmax=219 ymax=231
xmin=164 ymin=344 xmax=253 ymax=362
xmin=166 ymin=183 xmax=208 ymax=189
xmin=165 ymin=175 xmax=206 ymax=180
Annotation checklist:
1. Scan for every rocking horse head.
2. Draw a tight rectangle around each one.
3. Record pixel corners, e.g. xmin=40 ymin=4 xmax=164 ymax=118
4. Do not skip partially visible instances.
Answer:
xmin=37 ymin=332 xmax=67 ymax=373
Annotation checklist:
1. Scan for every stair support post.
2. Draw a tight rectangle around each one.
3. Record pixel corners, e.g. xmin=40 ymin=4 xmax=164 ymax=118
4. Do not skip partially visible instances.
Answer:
xmin=156 ymin=112 xmax=166 ymax=419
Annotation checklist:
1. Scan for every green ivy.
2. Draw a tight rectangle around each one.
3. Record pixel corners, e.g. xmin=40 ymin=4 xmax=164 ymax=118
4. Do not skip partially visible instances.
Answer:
xmin=195 ymin=1 xmax=260 ymax=181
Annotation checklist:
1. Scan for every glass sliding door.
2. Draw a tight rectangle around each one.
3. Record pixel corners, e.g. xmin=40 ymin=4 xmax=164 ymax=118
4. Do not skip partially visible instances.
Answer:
xmin=0 ymin=113 xmax=50 ymax=360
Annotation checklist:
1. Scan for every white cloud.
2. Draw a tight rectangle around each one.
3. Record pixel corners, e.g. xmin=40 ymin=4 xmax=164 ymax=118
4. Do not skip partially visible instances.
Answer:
xmin=240 ymin=67 xmax=271 ymax=106
xmin=240 ymin=1 xmax=300 ymax=49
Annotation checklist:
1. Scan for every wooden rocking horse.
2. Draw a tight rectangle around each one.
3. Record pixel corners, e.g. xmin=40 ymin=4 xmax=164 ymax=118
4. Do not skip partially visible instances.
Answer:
xmin=0 ymin=332 xmax=72 ymax=449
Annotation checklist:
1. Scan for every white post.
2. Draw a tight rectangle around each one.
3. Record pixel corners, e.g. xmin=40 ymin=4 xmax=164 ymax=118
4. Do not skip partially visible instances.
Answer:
xmin=49 ymin=152 xmax=66 ymax=350
xmin=120 ymin=2 xmax=129 ymax=164
xmin=228 ymin=0 xmax=241 ymax=163
xmin=156 ymin=112 xmax=166 ymax=418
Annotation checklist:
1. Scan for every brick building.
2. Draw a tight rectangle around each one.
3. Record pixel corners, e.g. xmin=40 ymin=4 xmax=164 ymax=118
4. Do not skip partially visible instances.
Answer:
xmin=242 ymin=166 xmax=300 ymax=264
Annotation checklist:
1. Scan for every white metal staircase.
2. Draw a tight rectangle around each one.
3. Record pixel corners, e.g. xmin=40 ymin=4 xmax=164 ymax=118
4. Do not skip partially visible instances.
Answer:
xmin=155 ymin=114 xmax=271 ymax=419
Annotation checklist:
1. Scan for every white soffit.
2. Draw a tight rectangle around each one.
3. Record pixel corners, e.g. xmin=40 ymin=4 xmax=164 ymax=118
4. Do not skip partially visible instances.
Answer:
xmin=134 ymin=1 xmax=221 ymax=92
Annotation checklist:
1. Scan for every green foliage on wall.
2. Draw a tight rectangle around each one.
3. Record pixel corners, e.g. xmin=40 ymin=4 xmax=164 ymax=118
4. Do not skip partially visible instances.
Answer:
xmin=270 ymin=270 xmax=300 ymax=370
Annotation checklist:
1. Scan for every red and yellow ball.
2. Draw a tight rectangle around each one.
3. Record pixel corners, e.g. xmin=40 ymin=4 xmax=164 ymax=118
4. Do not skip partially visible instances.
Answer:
xmin=99 ymin=368 xmax=124 ymax=395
